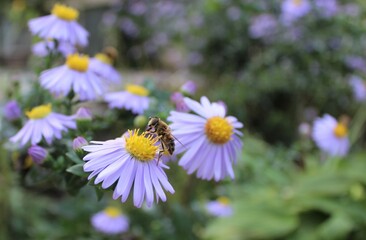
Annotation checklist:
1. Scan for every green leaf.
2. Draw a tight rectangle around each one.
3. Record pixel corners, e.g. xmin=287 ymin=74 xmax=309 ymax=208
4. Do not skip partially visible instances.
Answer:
xmin=65 ymin=152 xmax=83 ymax=164
xmin=66 ymin=164 xmax=87 ymax=177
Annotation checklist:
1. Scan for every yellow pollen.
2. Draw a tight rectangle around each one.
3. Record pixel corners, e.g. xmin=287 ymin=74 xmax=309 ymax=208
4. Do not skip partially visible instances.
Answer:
xmin=205 ymin=116 xmax=233 ymax=144
xmin=51 ymin=3 xmax=79 ymax=21
xmin=217 ymin=197 xmax=230 ymax=205
xmin=95 ymin=53 xmax=112 ymax=65
xmin=333 ymin=122 xmax=348 ymax=138
xmin=26 ymin=104 xmax=52 ymax=119
xmin=125 ymin=84 xmax=150 ymax=96
xmin=66 ymin=54 xmax=89 ymax=72
xmin=104 ymin=206 xmax=122 ymax=218
xmin=125 ymin=129 xmax=158 ymax=161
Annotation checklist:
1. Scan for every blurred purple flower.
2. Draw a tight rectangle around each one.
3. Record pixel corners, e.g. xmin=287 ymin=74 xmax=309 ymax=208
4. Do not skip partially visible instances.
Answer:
xmin=187 ymin=52 xmax=203 ymax=66
xmin=206 ymin=197 xmax=233 ymax=217
xmin=249 ymin=14 xmax=278 ymax=39
xmin=28 ymin=145 xmax=48 ymax=164
xmin=10 ymin=104 xmax=76 ymax=146
xmin=170 ymin=92 xmax=189 ymax=112
xmin=312 ymin=114 xmax=349 ymax=157
xmin=4 ymin=100 xmax=21 ymax=121
xmin=75 ymin=107 xmax=92 ymax=120
xmin=28 ymin=3 xmax=88 ymax=47
xmin=349 ymin=75 xmax=366 ymax=102
xmin=180 ymin=80 xmax=197 ymax=95
xmin=344 ymin=56 xmax=366 ymax=72
xmin=298 ymin=122 xmax=311 ymax=137
xmin=32 ymin=40 xmax=75 ymax=57
xmin=119 ymin=18 xmax=140 ymax=37
xmin=314 ymin=0 xmax=339 ymax=18
xmin=91 ymin=207 xmax=129 ymax=235
xmin=130 ymin=2 xmax=147 ymax=16
xmin=102 ymin=12 xmax=117 ymax=27
xmin=281 ymin=0 xmax=311 ymax=25
xmin=73 ymin=136 xmax=88 ymax=151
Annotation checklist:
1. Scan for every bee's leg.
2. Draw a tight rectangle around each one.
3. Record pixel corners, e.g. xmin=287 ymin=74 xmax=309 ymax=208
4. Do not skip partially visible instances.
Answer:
xmin=157 ymin=142 xmax=165 ymax=166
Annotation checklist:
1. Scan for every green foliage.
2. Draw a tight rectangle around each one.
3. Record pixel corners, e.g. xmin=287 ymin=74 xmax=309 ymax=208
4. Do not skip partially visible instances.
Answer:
xmin=205 ymin=150 xmax=366 ymax=240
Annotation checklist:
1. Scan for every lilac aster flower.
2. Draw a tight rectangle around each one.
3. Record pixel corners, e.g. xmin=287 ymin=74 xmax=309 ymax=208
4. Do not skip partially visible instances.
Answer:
xmin=89 ymin=53 xmax=122 ymax=84
xmin=180 ymin=80 xmax=197 ymax=95
xmin=82 ymin=130 xmax=175 ymax=208
xmin=312 ymin=114 xmax=349 ymax=157
xmin=349 ymin=75 xmax=366 ymax=102
xmin=4 ymin=100 xmax=21 ymax=121
xmin=206 ymin=197 xmax=233 ymax=217
xmin=91 ymin=207 xmax=129 ymax=235
xmin=344 ymin=56 xmax=366 ymax=73
xmin=28 ymin=3 xmax=88 ymax=46
xmin=281 ymin=0 xmax=311 ymax=24
xmin=104 ymin=84 xmax=150 ymax=114
xmin=10 ymin=104 xmax=76 ymax=146
xmin=171 ymin=92 xmax=189 ymax=112
xmin=314 ymin=0 xmax=339 ymax=18
xmin=40 ymin=53 xmax=106 ymax=101
xmin=75 ymin=107 xmax=92 ymax=120
xmin=73 ymin=136 xmax=88 ymax=152
xmin=167 ymin=96 xmax=243 ymax=181
xmin=32 ymin=40 xmax=75 ymax=57
xmin=249 ymin=14 xmax=278 ymax=39
xmin=28 ymin=145 xmax=48 ymax=164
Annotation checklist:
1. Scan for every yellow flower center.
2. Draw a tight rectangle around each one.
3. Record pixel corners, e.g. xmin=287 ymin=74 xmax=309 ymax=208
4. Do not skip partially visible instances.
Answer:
xmin=51 ymin=3 xmax=79 ymax=21
xmin=125 ymin=129 xmax=158 ymax=162
xmin=205 ymin=116 xmax=233 ymax=144
xmin=217 ymin=196 xmax=230 ymax=205
xmin=95 ymin=53 xmax=112 ymax=65
xmin=125 ymin=84 xmax=150 ymax=96
xmin=66 ymin=54 xmax=89 ymax=72
xmin=333 ymin=122 xmax=348 ymax=138
xmin=26 ymin=104 xmax=52 ymax=119
xmin=104 ymin=207 xmax=122 ymax=218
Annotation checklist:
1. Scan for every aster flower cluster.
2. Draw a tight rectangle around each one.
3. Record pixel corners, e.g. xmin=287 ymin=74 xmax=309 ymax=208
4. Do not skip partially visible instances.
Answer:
xmin=3 ymin=3 xmax=245 ymax=217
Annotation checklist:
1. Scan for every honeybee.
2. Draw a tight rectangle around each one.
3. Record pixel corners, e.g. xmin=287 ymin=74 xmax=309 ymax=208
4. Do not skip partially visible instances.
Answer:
xmin=146 ymin=117 xmax=175 ymax=163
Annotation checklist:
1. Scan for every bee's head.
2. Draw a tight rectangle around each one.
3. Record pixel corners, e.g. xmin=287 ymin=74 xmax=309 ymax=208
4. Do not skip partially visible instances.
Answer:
xmin=146 ymin=116 xmax=160 ymax=132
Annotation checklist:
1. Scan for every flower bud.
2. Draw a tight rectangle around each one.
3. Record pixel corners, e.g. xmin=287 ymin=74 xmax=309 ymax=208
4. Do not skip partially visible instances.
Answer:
xmin=28 ymin=145 xmax=48 ymax=164
xmin=180 ymin=80 xmax=197 ymax=95
xmin=73 ymin=136 xmax=88 ymax=152
xmin=75 ymin=107 xmax=92 ymax=132
xmin=133 ymin=115 xmax=148 ymax=128
xmin=4 ymin=100 xmax=21 ymax=121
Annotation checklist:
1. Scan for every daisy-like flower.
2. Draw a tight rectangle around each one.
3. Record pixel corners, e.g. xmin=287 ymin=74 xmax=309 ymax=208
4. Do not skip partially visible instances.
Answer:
xmin=91 ymin=207 xmax=129 ymax=235
xmin=281 ymin=0 xmax=311 ymax=24
xmin=32 ymin=40 xmax=75 ymax=57
xmin=40 ymin=53 xmax=106 ymax=101
xmin=82 ymin=129 xmax=175 ymax=208
xmin=89 ymin=53 xmax=122 ymax=84
xmin=167 ymin=96 xmax=243 ymax=181
xmin=28 ymin=3 xmax=88 ymax=46
xmin=312 ymin=114 xmax=350 ymax=157
xmin=206 ymin=197 xmax=233 ymax=217
xmin=10 ymin=104 xmax=76 ymax=146
xmin=4 ymin=100 xmax=21 ymax=121
xmin=104 ymin=84 xmax=150 ymax=114
xmin=349 ymin=75 xmax=366 ymax=102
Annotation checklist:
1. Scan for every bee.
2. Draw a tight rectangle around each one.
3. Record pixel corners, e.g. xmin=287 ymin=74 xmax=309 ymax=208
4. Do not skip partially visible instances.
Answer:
xmin=145 ymin=117 xmax=175 ymax=163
